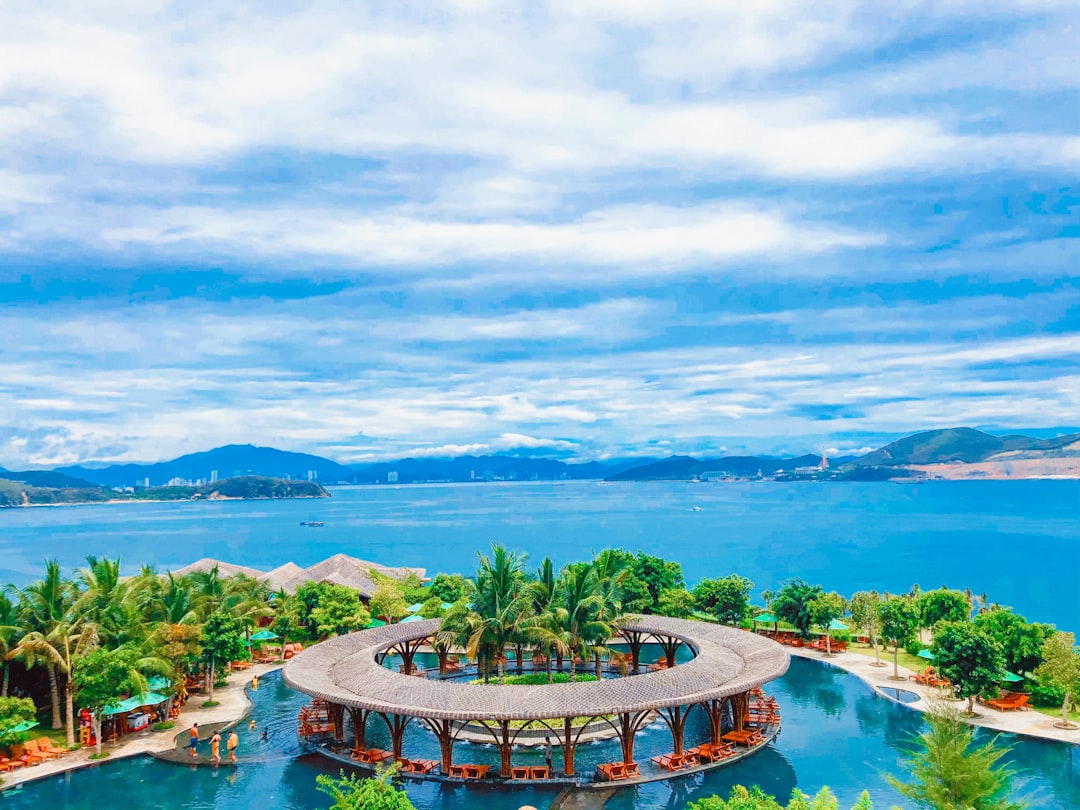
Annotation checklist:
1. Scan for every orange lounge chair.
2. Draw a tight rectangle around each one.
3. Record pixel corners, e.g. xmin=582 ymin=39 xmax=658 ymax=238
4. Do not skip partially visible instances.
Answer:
xmin=510 ymin=766 xmax=530 ymax=780
xmin=529 ymin=766 xmax=551 ymax=779
xmin=34 ymin=737 xmax=68 ymax=757
xmin=0 ymin=756 xmax=27 ymax=772
xmin=10 ymin=744 xmax=43 ymax=766
xmin=987 ymin=693 xmax=1029 ymax=711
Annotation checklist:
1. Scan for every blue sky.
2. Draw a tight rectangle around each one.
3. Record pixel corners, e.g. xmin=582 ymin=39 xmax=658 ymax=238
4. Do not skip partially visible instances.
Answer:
xmin=0 ymin=2 xmax=1078 ymax=468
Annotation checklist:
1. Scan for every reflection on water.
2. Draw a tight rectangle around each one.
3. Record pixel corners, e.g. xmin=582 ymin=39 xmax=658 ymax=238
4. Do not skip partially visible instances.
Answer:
xmin=1 ymin=658 xmax=1076 ymax=810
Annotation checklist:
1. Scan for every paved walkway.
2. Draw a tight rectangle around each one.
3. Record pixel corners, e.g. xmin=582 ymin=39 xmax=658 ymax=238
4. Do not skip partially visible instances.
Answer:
xmin=0 ymin=663 xmax=281 ymax=791
xmin=787 ymin=646 xmax=1080 ymax=745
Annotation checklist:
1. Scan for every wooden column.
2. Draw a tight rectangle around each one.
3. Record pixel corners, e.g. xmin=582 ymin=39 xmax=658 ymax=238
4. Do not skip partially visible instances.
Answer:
xmin=705 ymin=699 xmax=724 ymax=745
xmin=328 ymin=703 xmax=345 ymax=741
xmin=562 ymin=717 xmax=576 ymax=776
xmin=616 ymin=711 xmax=650 ymax=764
xmin=659 ymin=705 xmax=688 ymax=755
xmin=732 ymin=692 xmax=749 ymax=732
xmin=497 ymin=719 xmax=512 ymax=776
xmin=346 ymin=707 xmax=370 ymax=749
xmin=424 ymin=719 xmax=455 ymax=772
xmin=620 ymin=630 xmax=646 ymax=672
xmin=658 ymin=635 xmax=681 ymax=669
xmin=378 ymin=713 xmax=412 ymax=761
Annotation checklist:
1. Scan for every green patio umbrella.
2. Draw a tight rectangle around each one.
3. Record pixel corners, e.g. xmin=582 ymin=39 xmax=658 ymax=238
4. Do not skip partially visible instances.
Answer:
xmin=147 ymin=675 xmax=172 ymax=691
xmin=364 ymin=618 xmax=387 ymax=628
xmin=755 ymin=612 xmax=778 ymax=624
xmin=11 ymin=720 xmax=39 ymax=733
xmin=998 ymin=670 xmax=1024 ymax=683
xmin=406 ymin=602 xmax=425 ymax=614
xmin=250 ymin=629 xmax=280 ymax=642
xmin=400 ymin=613 xmax=425 ymax=623
xmin=917 ymin=648 xmax=935 ymax=660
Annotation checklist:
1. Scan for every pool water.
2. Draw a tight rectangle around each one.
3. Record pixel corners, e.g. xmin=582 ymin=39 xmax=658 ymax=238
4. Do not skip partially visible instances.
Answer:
xmin=3 ymin=658 xmax=1076 ymax=810
xmin=876 ymin=688 xmax=920 ymax=705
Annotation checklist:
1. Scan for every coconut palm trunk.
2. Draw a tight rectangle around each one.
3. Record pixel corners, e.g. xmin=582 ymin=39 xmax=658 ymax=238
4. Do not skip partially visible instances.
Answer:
xmin=47 ymin=664 xmax=62 ymax=729
xmin=64 ymin=675 xmax=75 ymax=747
xmin=1 ymin=663 xmax=8 ymax=697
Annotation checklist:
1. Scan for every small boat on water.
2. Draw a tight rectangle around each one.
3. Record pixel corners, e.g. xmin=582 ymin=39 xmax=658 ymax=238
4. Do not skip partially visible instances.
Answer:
xmin=690 ymin=506 xmax=704 ymax=512
xmin=299 ymin=521 xmax=325 ymax=527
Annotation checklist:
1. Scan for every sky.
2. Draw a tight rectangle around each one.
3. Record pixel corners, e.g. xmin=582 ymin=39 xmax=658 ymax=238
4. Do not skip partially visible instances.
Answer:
xmin=1 ymin=1 xmax=1078 ymax=468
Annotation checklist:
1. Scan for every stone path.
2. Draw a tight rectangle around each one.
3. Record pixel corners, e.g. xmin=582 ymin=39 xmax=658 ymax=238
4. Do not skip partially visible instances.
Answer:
xmin=787 ymin=646 xmax=1080 ymax=744
xmin=0 ymin=663 xmax=281 ymax=791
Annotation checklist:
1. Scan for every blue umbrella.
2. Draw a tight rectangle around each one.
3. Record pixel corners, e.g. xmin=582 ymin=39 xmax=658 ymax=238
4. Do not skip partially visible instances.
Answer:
xmin=400 ymin=614 xmax=425 ymax=623
xmin=406 ymin=603 xmax=425 ymax=614
xmin=917 ymin=648 xmax=935 ymax=661
xmin=828 ymin=619 xmax=849 ymax=631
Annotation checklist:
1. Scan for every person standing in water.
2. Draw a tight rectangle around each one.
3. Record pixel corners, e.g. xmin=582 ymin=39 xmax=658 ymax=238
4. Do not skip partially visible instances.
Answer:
xmin=188 ymin=723 xmax=199 ymax=758
xmin=227 ymin=730 xmax=240 ymax=763
xmin=544 ymin=737 xmax=553 ymax=774
xmin=210 ymin=731 xmax=221 ymax=764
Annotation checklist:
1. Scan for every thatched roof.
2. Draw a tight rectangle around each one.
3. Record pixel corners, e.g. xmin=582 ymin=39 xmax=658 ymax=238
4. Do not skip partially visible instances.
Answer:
xmin=284 ymin=616 xmax=789 ymax=721
xmin=167 ymin=554 xmax=425 ymax=599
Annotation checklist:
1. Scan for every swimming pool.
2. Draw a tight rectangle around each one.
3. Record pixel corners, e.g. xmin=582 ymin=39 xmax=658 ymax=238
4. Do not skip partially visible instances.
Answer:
xmin=2 ymin=657 xmax=1075 ymax=810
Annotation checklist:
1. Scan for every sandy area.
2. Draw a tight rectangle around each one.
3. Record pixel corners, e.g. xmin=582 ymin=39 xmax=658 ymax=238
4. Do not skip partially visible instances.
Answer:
xmin=910 ymin=457 xmax=1080 ymax=480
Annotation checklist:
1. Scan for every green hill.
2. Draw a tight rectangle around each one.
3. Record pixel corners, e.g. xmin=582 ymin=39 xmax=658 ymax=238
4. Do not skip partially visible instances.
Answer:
xmin=847 ymin=428 xmax=1080 ymax=467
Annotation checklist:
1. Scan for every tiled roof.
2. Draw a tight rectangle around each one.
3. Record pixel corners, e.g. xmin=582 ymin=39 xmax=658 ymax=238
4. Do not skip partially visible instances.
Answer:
xmin=284 ymin=616 xmax=789 ymax=721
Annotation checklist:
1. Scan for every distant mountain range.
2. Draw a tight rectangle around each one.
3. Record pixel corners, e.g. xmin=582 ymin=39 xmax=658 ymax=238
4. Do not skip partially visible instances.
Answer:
xmin=2 ymin=428 xmax=1077 ymax=489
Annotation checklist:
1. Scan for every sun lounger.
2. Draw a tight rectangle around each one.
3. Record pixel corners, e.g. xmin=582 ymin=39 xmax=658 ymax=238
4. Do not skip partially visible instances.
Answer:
xmin=510 ymin=766 xmax=531 ymax=780
xmin=10 ymin=744 xmax=43 ymax=766
xmin=529 ymin=766 xmax=551 ymax=779
xmin=0 ymin=756 xmax=28 ymax=772
xmin=34 ymin=737 xmax=69 ymax=757
xmin=405 ymin=759 xmax=438 ymax=774
xmin=987 ymin=693 xmax=1029 ymax=711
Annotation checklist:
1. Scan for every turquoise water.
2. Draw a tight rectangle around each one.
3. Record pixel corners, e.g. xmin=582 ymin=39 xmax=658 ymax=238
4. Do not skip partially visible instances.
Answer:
xmin=4 ymin=661 xmax=1076 ymax=809
xmin=1 ymin=480 xmax=1077 ymax=630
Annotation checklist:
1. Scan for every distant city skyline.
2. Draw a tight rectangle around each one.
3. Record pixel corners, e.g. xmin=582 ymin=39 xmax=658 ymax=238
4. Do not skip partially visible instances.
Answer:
xmin=1 ymin=3 xmax=1077 ymax=468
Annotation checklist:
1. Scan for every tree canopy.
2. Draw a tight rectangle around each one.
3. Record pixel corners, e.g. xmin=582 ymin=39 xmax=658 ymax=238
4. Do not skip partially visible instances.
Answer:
xmin=932 ymin=621 xmax=1005 ymax=715
xmin=692 ymin=574 xmax=753 ymax=625
xmin=772 ymin=578 xmax=824 ymax=638
xmin=315 ymin=767 xmax=416 ymax=810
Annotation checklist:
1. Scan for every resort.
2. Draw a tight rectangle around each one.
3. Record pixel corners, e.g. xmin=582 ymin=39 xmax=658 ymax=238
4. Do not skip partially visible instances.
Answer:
xmin=1 ymin=543 xmax=1077 ymax=810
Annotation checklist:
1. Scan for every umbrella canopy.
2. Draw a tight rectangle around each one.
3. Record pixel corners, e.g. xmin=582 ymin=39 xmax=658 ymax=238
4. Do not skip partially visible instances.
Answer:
xmin=828 ymin=620 xmax=849 ymax=631
xmin=440 ymin=602 xmax=453 ymax=610
xmin=400 ymin=613 xmax=425 ymax=623
xmin=754 ymin=612 xmax=779 ymax=624
xmin=364 ymin=618 xmax=387 ymax=628
xmin=250 ymin=629 xmax=280 ymax=642
xmin=999 ymin=670 xmax=1024 ymax=683
xmin=11 ymin=720 xmax=39 ymax=733
xmin=103 ymin=692 xmax=171 ymax=716
xmin=147 ymin=675 xmax=172 ymax=691
xmin=917 ymin=648 xmax=936 ymax=660
xmin=406 ymin=602 xmax=425 ymax=614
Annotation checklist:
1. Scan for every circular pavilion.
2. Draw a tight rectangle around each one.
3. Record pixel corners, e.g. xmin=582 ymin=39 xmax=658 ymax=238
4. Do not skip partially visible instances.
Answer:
xmin=284 ymin=614 xmax=789 ymax=785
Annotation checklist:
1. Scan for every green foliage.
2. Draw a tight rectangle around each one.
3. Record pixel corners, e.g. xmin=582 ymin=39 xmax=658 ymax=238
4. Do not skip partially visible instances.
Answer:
xmin=418 ymin=596 xmax=444 ymax=619
xmin=772 ymin=578 xmax=824 ymax=638
xmin=809 ymin=592 xmax=847 ymax=635
xmin=656 ymin=587 xmax=695 ymax=619
xmin=74 ymin=646 xmax=145 ymax=714
xmin=200 ymin=612 xmax=248 ymax=694
xmin=153 ymin=721 xmax=175 ymax=731
xmin=692 ymin=574 xmax=753 ymax=625
xmin=629 ymin=552 xmax=684 ymax=611
xmin=917 ymin=588 xmax=971 ymax=629
xmin=429 ymin=573 xmax=467 ymax=604
xmin=888 ymin=703 xmax=1025 ymax=810
xmin=309 ymin=584 xmax=370 ymax=637
xmin=880 ymin=595 xmax=921 ymax=679
xmin=293 ymin=581 xmax=332 ymax=626
xmin=316 ymin=767 xmax=417 ymax=810
xmin=974 ymin=609 xmax=1054 ymax=675
xmin=370 ymin=581 xmax=409 ymax=624
xmin=0 ymin=696 xmax=37 ymax=748
xmin=687 ymin=785 xmax=870 ymax=810
xmin=848 ymin=591 xmax=883 ymax=651
xmin=1032 ymin=631 xmax=1080 ymax=725
xmin=588 ymin=548 xmax=675 ymax=613
xmin=469 ymin=673 xmax=597 ymax=686
xmin=932 ymin=621 xmax=1006 ymax=714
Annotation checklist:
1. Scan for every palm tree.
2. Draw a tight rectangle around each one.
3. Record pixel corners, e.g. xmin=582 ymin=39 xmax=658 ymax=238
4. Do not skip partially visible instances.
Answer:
xmin=555 ymin=565 xmax=605 ymax=681
xmin=222 ymin=574 xmax=272 ymax=640
xmin=76 ymin=556 xmax=135 ymax=648
xmin=157 ymin=574 xmax=199 ymax=626
xmin=0 ymin=591 xmax=22 ymax=697
xmin=12 ymin=618 xmax=97 ymax=747
xmin=17 ymin=559 xmax=75 ymax=729
xmin=527 ymin=558 xmax=566 ymax=683
xmin=189 ymin=566 xmax=225 ymax=619
xmin=588 ymin=560 xmax=626 ymax=679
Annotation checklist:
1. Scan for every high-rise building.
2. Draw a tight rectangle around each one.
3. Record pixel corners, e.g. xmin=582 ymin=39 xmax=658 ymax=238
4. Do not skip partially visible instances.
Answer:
xmin=387 ymin=471 xmax=399 ymax=484
xmin=210 ymin=469 xmax=218 ymax=482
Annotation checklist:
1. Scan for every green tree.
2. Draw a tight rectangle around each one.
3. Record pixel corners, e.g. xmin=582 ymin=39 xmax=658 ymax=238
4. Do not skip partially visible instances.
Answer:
xmin=809 ymin=592 xmax=847 ymax=656
xmin=310 ymin=585 xmax=370 ymax=638
xmin=879 ymin=596 xmax=920 ymax=681
xmin=932 ymin=621 xmax=1005 ymax=715
xmin=315 ymin=766 xmax=416 ymax=810
xmin=370 ymin=582 xmax=408 ymax=624
xmin=0 ymin=592 xmax=22 ymax=697
xmin=200 ymin=612 xmax=247 ymax=700
xmin=74 ymin=645 xmax=167 ymax=756
xmin=973 ymin=609 xmax=1054 ymax=675
xmin=849 ymin=591 xmax=885 ymax=666
xmin=917 ymin=588 xmax=971 ymax=630
xmin=656 ymin=587 xmax=694 ymax=618
xmin=270 ymin=602 xmax=303 ymax=649
xmin=692 ymin=574 xmax=753 ymax=625
xmin=429 ymin=573 xmax=467 ymax=604
xmin=688 ymin=785 xmax=872 ymax=810
xmin=629 ymin=552 xmax=683 ymax=612
xmin=772 ymin=578 xmax=824 ymax=639
xmin=887 ymin=702 xmax=1025 ymax=810
xmin=16 ymin=559 xmax=75 ymax=730
xmin=75 ymin=556 xmax=134 ymax=648
xmin=0 ymin=696 xmax=37 ymax=749
xmin=418 ymin=596 xmax=444 ymax=619
xmin=1033 ymin=631 xmax=1080 ymax=729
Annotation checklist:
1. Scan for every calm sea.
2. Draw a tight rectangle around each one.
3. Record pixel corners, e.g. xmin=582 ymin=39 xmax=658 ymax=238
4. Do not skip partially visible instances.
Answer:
xmin=1 ymin=480 xmax=1077 ymax=631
